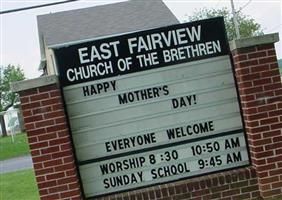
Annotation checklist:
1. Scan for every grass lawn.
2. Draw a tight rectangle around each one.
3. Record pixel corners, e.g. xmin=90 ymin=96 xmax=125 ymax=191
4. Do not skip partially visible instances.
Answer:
xmin=0 ymin=169 xmax=39 ymax=200
xmin=0 ymin=133 xmax=30 ymax=160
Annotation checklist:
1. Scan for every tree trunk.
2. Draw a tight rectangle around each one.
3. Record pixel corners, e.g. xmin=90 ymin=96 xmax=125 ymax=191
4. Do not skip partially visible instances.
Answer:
xmin=0 ymin=114 xmax=7 ymax=137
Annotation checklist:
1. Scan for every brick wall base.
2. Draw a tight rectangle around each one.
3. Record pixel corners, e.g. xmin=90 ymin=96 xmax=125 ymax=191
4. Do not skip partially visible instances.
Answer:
xmin=93 ymin=168 xmax=259 ymax=200
xmin=19 ymin=84 xmax=83 ymax=200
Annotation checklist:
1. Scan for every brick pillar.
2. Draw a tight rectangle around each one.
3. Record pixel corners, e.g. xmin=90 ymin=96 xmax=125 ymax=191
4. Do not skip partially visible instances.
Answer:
xmin=12 ymin=76 xmax=83 ymax=200
xmin=230 ymin=33 xmax=282 ymax=198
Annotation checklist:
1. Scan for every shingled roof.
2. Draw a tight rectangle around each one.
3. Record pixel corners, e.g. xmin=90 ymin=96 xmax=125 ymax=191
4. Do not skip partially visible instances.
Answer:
xmin=37 ymin=0 xmax=179 ymax=47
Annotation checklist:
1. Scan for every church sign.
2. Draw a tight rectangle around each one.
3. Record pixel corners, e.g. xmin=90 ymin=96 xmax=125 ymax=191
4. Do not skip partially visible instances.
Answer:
xmin=53 ymin=17 xmax=250 ymax=198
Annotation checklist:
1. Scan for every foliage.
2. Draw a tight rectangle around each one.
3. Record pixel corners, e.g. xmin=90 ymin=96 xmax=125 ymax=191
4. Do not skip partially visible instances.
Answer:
xmin=0 ymin=64 xmax=25 ymax=112
xmin=0 ymin=169 xmax=39 ymax=200
xmin=187 ymin=7 xmax=264 ymax=41
xmin=0 ymin=133 xmax=30 ymax=160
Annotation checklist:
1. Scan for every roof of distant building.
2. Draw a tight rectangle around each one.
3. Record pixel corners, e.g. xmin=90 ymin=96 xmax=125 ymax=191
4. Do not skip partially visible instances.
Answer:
xmin=37 ymin=0 xmax=179 ymax=47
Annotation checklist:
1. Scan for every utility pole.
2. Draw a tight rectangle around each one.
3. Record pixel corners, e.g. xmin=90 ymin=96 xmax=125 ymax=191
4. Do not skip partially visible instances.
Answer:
xmin=230 ymin=0 xmax=241 ymax=39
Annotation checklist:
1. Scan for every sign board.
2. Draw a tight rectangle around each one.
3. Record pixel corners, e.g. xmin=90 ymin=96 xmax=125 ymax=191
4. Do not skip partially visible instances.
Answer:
xmin=53 ymin=17 xmax=250 ymax=198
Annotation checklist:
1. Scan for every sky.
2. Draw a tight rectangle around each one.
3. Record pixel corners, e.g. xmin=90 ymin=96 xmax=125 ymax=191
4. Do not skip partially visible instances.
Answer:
xmin=1 ymin=0 xmax=281 ymax=79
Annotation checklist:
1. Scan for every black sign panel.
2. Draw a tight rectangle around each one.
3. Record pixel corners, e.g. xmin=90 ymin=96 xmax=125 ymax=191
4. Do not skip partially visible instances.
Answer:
xmin=54 ymin=17 xmax=229 ymax=87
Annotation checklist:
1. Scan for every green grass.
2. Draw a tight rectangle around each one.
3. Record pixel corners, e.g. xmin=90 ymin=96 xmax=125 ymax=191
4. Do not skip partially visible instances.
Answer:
xmin=0 ymin=133 xmax=30 ymax=160
xmin=0 ymin=169 xmax=39 ymax=200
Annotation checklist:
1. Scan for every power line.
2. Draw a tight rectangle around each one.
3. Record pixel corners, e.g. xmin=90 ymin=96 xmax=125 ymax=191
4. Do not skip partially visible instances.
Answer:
xmin=237 ymin=0 xmax=252 ymax=13
xmin=0 ymin=0 xmax=80 ymax=15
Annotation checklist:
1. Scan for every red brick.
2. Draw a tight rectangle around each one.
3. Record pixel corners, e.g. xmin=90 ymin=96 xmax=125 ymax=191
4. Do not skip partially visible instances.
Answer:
xmin=21 ymin=102 xmax=41 ymax=110
xmin=273 ymin=135 xmax=282 ymax=142
xmin=19 ymin=88 xmax=38 ymax=96
xmin=257 ymin=163 xmax=276 ymax=171
xmin=269 ymin=168 xmax=282 ymax=176
xmin=32 ymin=106 xmax=52 ymax=115
xmin=233 ymin=54 xmax=248 ymax=62
xmin=60 ymin=189 xmax=81 ymax=198
xmin=257 ymin=44 xmax=274 ymax=51
xmin=261 ymin=69 xmax=280 ymax=78
xmin=236 ymin=68 xmax=250 ymax=76
xmin=272 ymin=75 xmax=282 ymax=83
xmin=256 ymin=150 xmax=274 ymax=159
xmin=247 ymin=112 xmax=268 ymax=121
xmin=22 ymin=110 xmax=32 ymax=116
xmin=271 ymin=123 xmax=282 ymax=130
xmin=257 ymin=104 xmax=276 ymax=112
xmin=43 ymin=159 xmax=63 ymax=168
xmin=66 ymin=169 xmax=76 ymax=176
xmin=261 ymin=189 xmax=281 ymax=197
xmin=264 ymin=83 xmax=282 ymax=91
xmin=258 ymin=56 xmax=277 ymax=64
xmin=54 ymin=163 xmax=76 ymax=172
xmin=269 ymin=62 xmax=279 ymax=69
xmin=240 ymin=73 xmax=261 ymax=82
xmin=41 ymin=194 xmax=60 ymax=200
xmin=68 ymin=182 xmax=80 ymax=190
xmin=55 ymin=117 xmax=66 ymax=124
xmin=253 ymin=78 xmax=272 ymax=85
xmin=20 ymin=96 xmax=30 ymax=104
xmin=38 ymin=189 xmax=48 ymax=196
xmin=252 ymin=138 xmax=272 ymax=146
xmin=25 ymin=123 xmax=35 ymax=130
xmin=48 ymin=185 xmax=68 ymax=194
xmin=239 ymin=59 xmax=259 ymax=68
xmin=272 ymin=181 xmax=282 ymax=188
xmin=52 ymin=103 xmax=64 ymax=111
xmin=57 ymin=129 xmax=69 ymax=137
xmin=267 ymin=96 xmax=282 ymax=104
xmin=265 ymin=142 xmax=282 ymax=151
xmin=244 ymin=107 xmax=257 ymax=114
xmin=240 ymin=94 xmax=255 ymax=101
xmin=24 ymin=115 xmax=43 ymax=123
xmin=30 ymin=92 xmax=49 ymax=101
xmin=49 ymin=138 xmax=70 ymax=148
xmin=251 ymin=125 xmax=270 ymax=133
xmin=269 ymin=109 xmax=282 ymax=117
xmin=245 ymin=99 xmax=266 ymax=108
xmin=35 ymin=167 xmax=54 ymax=176
xmin=259 ymin=176 xmax=279 ymax=184
xmin=41 ymin=146 xmax=60 ymax=154
xmin=28 ymin=128 xmax=46 ymax=136
xmin=43 ymin=110 xmax=65 ymax=119
xmin=33 ymin=163 xmax=43 ymax=170
xmin=28 ymin=136 xmax=37 ymax=143
xmin=262 ymin=130 xmax=281 ymax=138
xmin=50 ymin=90 xmax=61 ymax=97
xmin=61 ymin=143 xmax=72 ymax=151
xmin=38 ymin=132 xmax=57 ymax=141
xmin=38 ymin=84 xmax=58 ymax=93
xmin=46 ymin=124 xmax=67 ymax=132
xmin=248 ymin=51 xmax=267 ymax=59
xmin=260 ymin=117 xmax=279 ymax=125
xmin=46 ymin=172 xmax=65 ymax=180
xmin=30 ymin=141 xmax=48 ymax=149
xmin=51 ymin=150 xmax=72 ymax=159
xmin=38 ymin=180 xmax=57 ymax=189
xmin=234 ymin=46 xmax=256 ymax=54
xmin=30 ymin=149 xmax=40 ymax=156
xmin=57 ymin=176 xmax=78 ymax=185
xmin=41 ymin=97 xmax=61 ymax=106
xmin=35 ymin=119 xmax=55 ymax=128
xmin=33 ymin=154 xmax=52 ymax=163
xmin=266 ymin=156 xmax=282 ymax=166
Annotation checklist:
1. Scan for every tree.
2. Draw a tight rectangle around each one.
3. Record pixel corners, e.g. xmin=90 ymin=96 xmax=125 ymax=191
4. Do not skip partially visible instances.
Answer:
xmin=187 ymin=7 xmax=264 ymax=41
xmin=0 ymin=65 xmax=25 ymax=136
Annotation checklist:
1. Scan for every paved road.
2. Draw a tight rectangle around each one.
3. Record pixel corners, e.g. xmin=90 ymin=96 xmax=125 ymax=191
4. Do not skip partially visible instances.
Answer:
xmin=0 ymin=155 xmax=33 ymax=174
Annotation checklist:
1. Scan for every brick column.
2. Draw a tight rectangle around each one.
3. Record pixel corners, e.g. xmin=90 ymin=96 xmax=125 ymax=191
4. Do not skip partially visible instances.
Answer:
xmin=12 ymin=76 xmax=83 ymax=200
xmin=230 ymin=33 xmax=282 ymax=198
